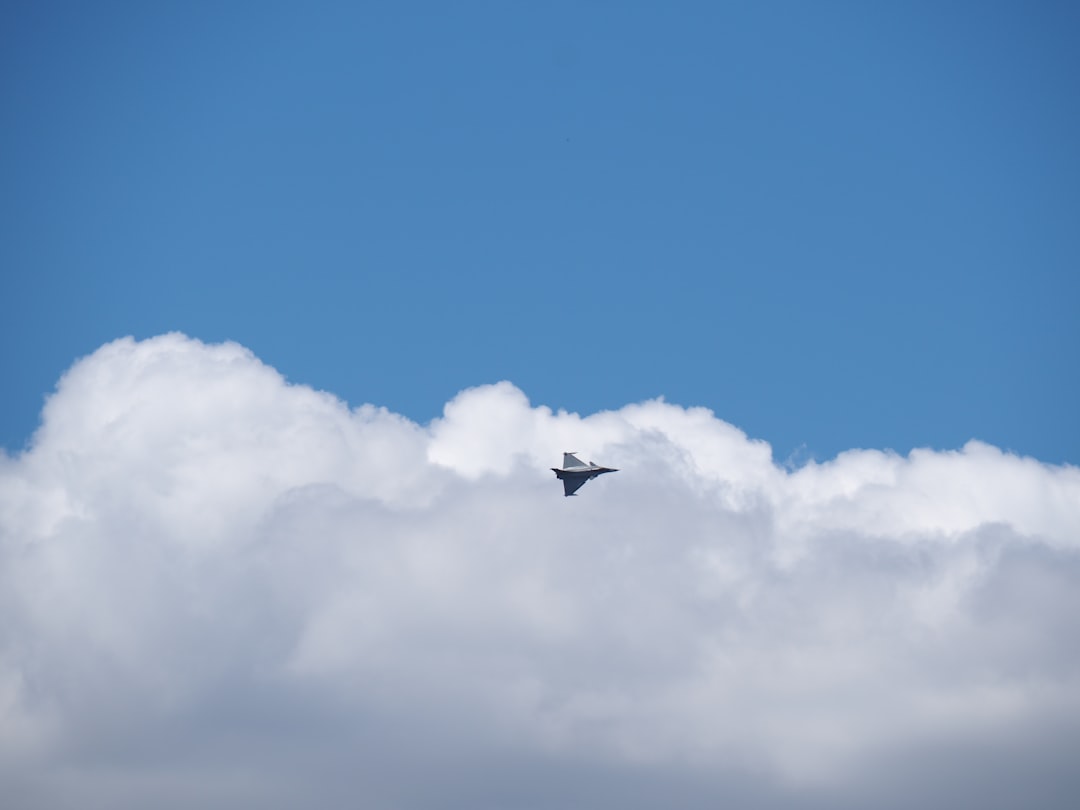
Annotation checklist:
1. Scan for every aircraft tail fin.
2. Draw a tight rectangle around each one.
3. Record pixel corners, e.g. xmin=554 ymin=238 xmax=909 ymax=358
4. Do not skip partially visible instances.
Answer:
xmin=563 ymin=452 xmax=586 ymax=469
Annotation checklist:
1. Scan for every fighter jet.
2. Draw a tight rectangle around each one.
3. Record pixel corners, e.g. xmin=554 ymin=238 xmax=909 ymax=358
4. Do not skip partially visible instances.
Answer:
xmin=551 ymin=452 xmax=618 ymax=496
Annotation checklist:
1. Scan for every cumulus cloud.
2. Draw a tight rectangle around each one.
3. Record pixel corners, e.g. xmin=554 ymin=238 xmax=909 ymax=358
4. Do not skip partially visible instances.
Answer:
xmin=1 ymin=333 xmax=1079 ymax=808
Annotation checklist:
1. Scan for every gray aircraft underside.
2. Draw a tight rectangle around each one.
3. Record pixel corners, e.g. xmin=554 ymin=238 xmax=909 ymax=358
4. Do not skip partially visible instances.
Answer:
xmin=551 ymin=452 xmax=618 ymax=496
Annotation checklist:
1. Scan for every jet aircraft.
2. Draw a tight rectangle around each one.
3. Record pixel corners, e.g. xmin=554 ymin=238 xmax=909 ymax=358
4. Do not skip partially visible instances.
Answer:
xmin=551 ymin=452 xmax=618 ymax=496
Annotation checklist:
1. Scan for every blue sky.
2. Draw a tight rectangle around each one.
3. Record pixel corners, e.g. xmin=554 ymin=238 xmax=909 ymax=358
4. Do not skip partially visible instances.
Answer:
xmin=2 ymin=1 xmax=1078 ymax=463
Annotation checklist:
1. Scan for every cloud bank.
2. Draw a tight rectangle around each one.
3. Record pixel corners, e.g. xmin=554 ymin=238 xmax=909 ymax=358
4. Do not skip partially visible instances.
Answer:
xmin=2 ymin=334 xmax=1079 ymax=809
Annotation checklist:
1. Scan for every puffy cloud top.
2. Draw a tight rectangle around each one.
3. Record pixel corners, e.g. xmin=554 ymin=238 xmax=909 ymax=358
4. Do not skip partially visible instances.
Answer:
xmin=2 ymin=334 xmax=1079 ymax=809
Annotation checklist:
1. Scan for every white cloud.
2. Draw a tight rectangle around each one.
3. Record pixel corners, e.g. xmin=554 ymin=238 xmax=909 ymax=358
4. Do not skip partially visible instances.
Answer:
xmin=1 ymin=333 xmax=1079 ymax=808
